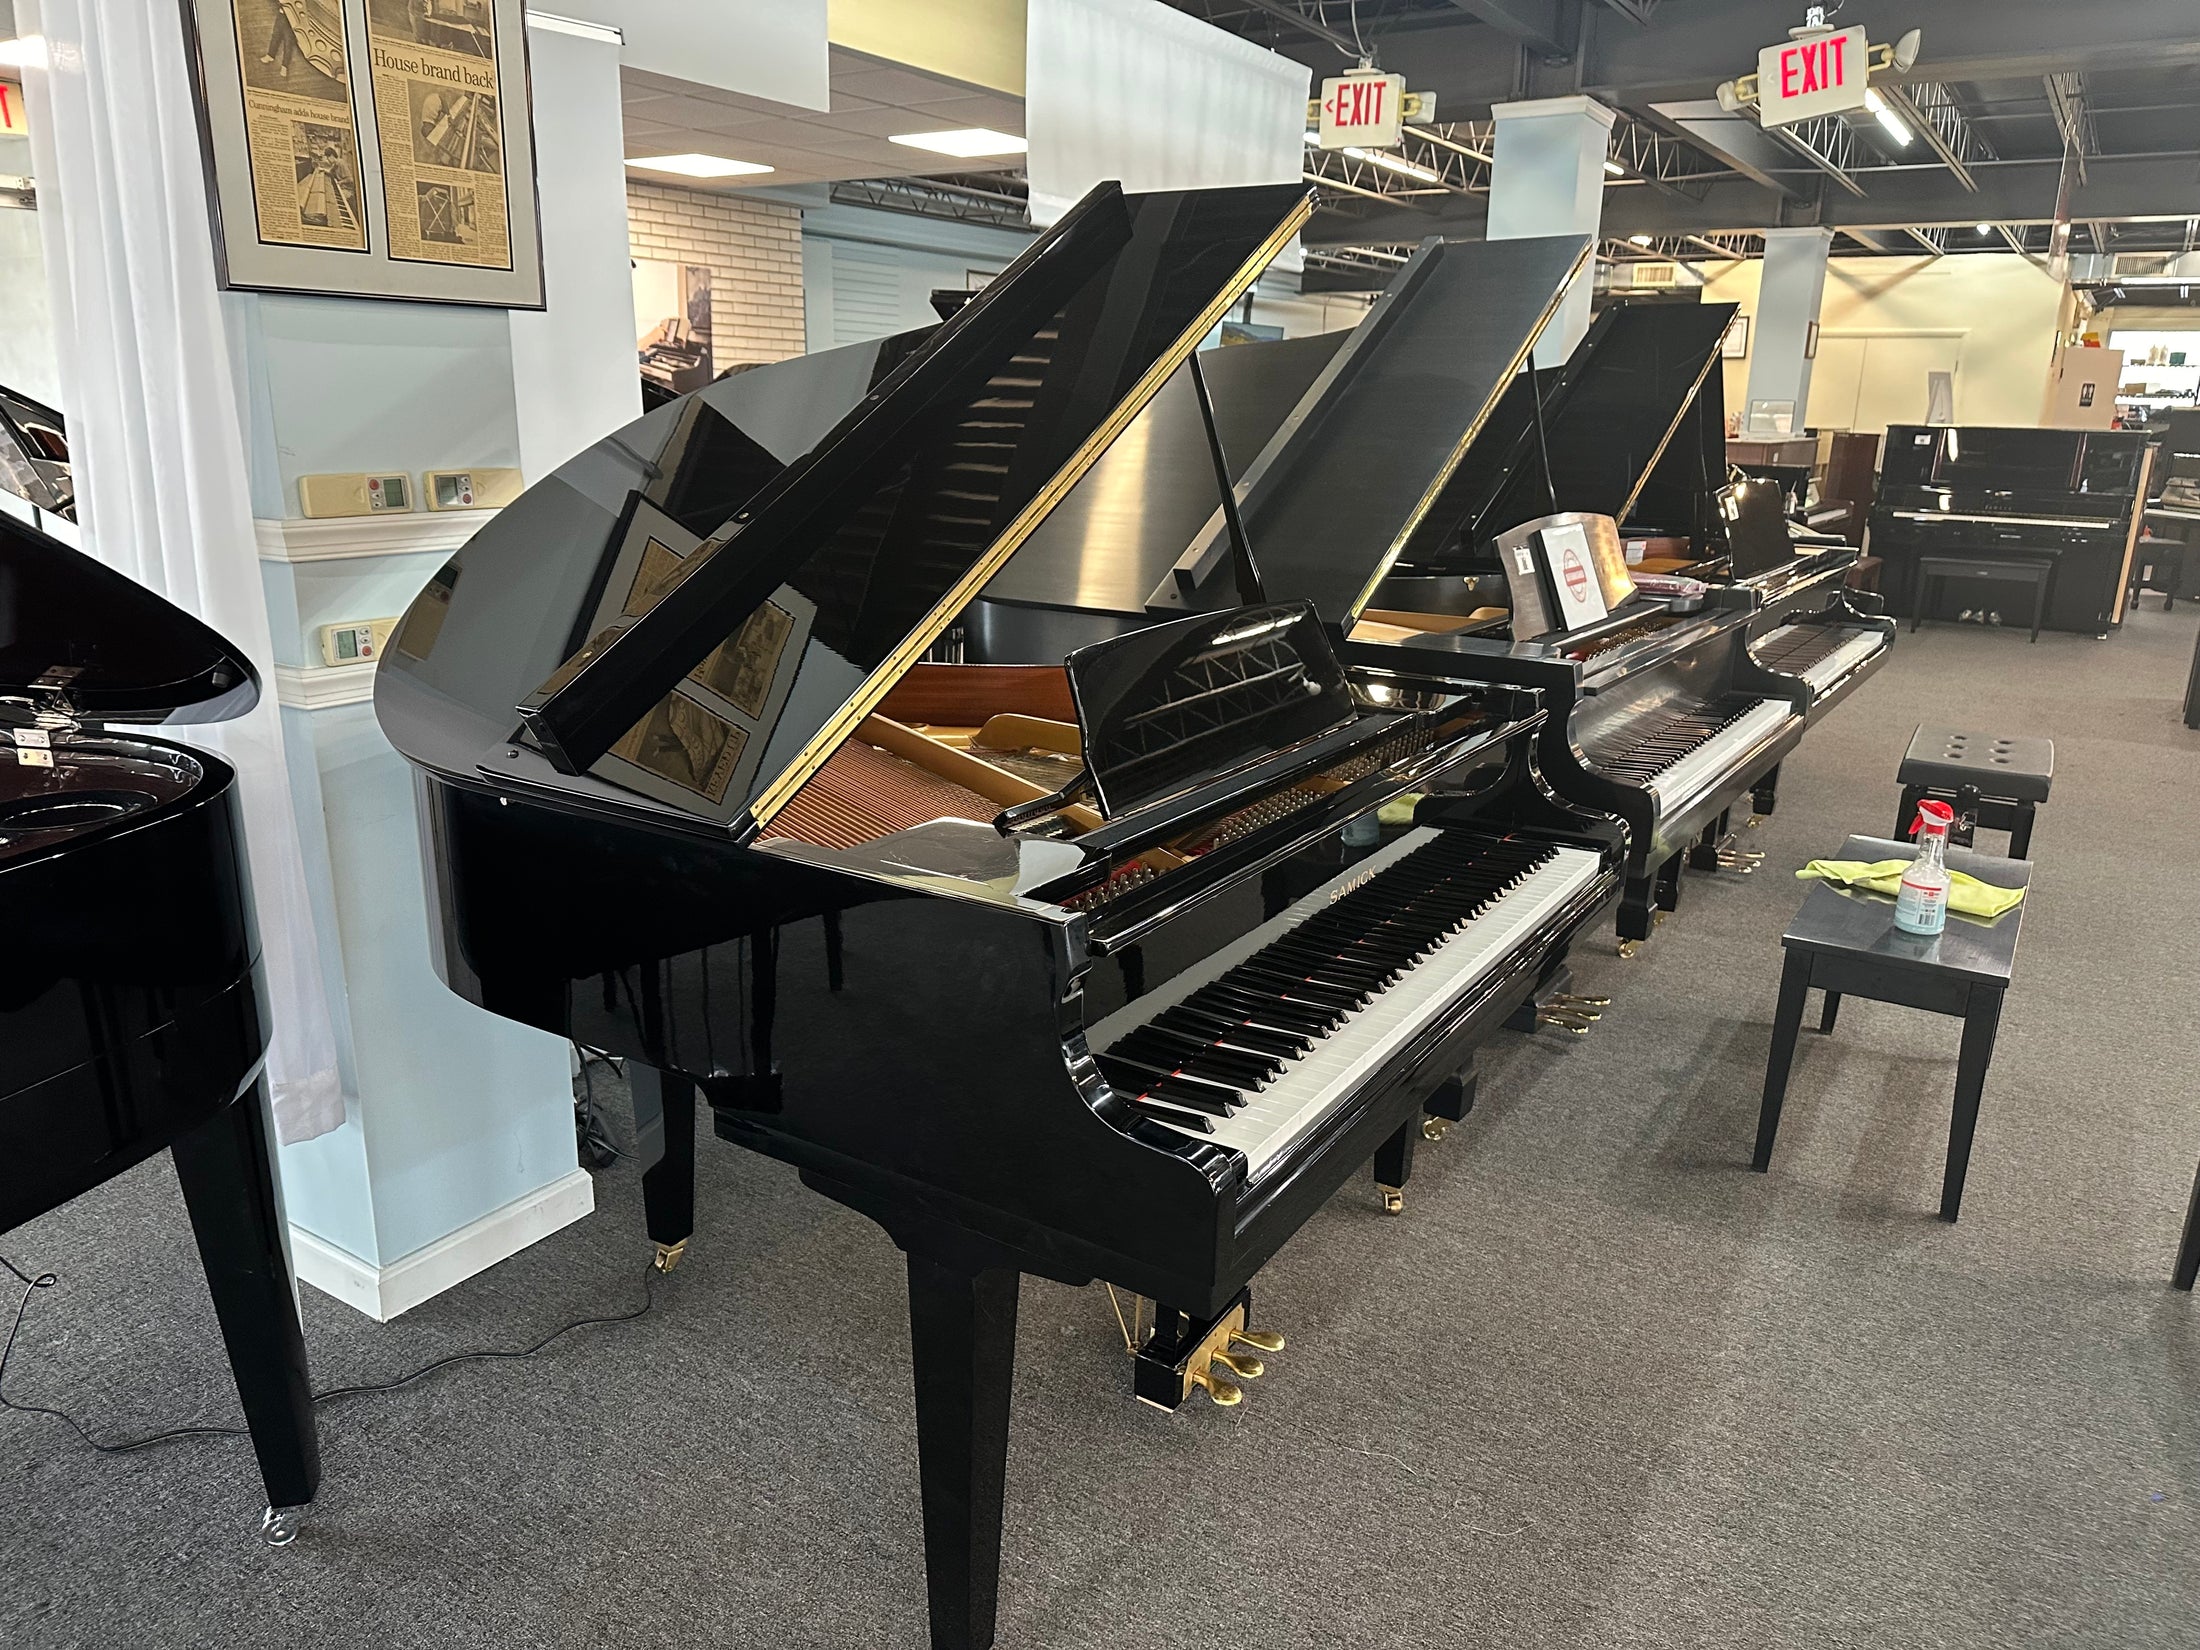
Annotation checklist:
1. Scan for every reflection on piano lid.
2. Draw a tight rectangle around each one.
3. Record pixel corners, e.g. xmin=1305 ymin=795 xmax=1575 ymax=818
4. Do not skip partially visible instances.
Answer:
xmin=401 ymin=180 xmax=1311 ymax=835
xmin=0 ymin=383 xmax=74 ymax=522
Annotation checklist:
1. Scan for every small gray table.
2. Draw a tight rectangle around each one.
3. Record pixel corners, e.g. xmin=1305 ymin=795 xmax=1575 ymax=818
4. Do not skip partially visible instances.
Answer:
xmin=1753 ymin=834 xmax=2031 ymax=1221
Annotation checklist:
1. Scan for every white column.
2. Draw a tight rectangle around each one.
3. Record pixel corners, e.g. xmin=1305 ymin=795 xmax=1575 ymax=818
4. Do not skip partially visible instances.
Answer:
xmin=1488 ymin=95 xmax=1617 ymax=366
xmin=1742 ymin=227 xmax=1834 ymax=436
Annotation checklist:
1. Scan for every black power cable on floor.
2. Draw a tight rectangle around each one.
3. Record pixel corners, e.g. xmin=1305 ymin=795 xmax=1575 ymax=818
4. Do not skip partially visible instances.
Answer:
xmin=0 ymin=1250 xmax=664 ymax=1458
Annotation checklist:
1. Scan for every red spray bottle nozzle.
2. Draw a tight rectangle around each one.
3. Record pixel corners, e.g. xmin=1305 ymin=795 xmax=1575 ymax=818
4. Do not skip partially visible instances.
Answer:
xmin=1910 ymin=799 xmax=1956 ymax=839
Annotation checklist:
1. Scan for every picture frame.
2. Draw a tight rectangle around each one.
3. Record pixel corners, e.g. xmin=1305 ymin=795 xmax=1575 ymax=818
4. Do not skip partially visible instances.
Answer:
xmin=1721 ymin=313 xmax=1750 ymax=360
xmin=180 ymin=0 xmax=545 ymax=308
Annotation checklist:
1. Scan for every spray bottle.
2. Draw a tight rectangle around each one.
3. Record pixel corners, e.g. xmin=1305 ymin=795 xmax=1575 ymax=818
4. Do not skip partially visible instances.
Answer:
xmin=1894 ymin=799 xmax=1956 ymax=936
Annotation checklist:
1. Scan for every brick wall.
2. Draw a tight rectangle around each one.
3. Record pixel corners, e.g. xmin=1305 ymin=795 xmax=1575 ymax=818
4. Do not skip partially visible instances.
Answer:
xmin=626 ymin=181 xmax=807 ymax=366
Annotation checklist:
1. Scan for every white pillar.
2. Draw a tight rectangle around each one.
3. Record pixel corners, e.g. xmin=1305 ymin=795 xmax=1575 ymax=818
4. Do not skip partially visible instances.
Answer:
xmin=1488 ymin=95 xmax=1617 ymax=366
xmin=1742 ymin=227 xmax=1834 ymax=436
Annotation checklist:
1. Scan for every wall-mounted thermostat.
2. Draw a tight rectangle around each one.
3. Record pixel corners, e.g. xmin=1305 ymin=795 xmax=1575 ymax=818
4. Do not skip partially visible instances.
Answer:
xmin=319 ymin=618 xmax=399 ymax=667
xmin=299 ymin=472 xmax=413 ymax=518
xmin=422 ymin=467 xmax=522 ymax=511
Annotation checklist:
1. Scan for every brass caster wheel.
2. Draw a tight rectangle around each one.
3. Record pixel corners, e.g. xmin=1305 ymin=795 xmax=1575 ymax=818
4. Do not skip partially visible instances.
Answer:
xmin=260 ymin=1506 xmax=306 ymax=1547
xmin=1617 ymin=940 xmax=1641 ymax=960
xmin=653 ymin=1238 xmax=689 ymax=1273
xmin=1422 ymin=1115 xmax=1449 ymax=1142
xmin=1379 ymin=1187 xmax=1405 ymax=1215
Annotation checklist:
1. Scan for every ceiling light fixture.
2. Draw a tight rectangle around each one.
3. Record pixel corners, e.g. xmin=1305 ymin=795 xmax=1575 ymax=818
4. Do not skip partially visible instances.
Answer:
xmin=1977 ymin=222 xmax=1993 ymax=235
xmin=1863 ymin=87 xmax=1913 ymax=147
xmin=1341 ymin=146 xmax=1443 ymax=184
xmin=0 ymin=35 xmax=46 ymax=69
xmin=626 ymin=154 xmax=774 ymax=178
xmin=1604 ymin=159 xmax=1626 ymax=177
xmin=887 ymin=128 xmax=1027 ymax=158
xmin=1630 ymin=234 xmax=1654 ymax=247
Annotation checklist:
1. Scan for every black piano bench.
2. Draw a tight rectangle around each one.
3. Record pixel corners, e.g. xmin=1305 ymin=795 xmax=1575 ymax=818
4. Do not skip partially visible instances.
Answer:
xmin=1752 ymin=835 xmax=2030 ymax=1222
xmin=1912 ymin=552 xmax=2057 ymax=643
xmin=1895 ymin=725 xmax=2054 ymax=858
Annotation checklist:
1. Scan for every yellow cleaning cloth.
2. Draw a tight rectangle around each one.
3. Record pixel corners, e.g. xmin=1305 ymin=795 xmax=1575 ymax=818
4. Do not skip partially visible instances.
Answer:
xmin=1796 ymin=858 xmax=2026 ymax=919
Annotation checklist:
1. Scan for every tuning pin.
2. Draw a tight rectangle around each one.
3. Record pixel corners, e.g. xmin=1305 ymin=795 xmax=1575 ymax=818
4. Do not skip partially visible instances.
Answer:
xmin=1231 ymin=1326 xmax=1285 ymax=1354
xmin=1422 ymin=1115 xmax=1450 ymax=1142
xmin=1210 ymin=1348 xmax=1265 ymax=1380
xmin=1191 ymin=1368 xmax=1243 ymax=1406
xmin=1379 ymin=1186 xmax=1405 ymax=1214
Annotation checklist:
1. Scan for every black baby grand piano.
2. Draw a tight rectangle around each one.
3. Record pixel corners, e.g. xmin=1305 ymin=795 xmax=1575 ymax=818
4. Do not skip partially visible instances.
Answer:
xmin=0 ymin=515 xmax=319 ymax=1540
xmin=378 ymin=184 xmax=1627 ymax=1650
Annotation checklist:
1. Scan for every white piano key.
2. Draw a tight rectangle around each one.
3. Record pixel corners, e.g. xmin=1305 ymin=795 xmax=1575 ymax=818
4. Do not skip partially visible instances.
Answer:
xmin=1089 ymin=834 xmax=1605 ymax=1180
xmin=1797 ymin=628 xmax=1885 ymax=695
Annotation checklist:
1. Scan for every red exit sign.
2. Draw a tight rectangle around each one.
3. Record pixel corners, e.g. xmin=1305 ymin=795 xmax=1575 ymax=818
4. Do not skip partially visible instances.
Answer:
xmin=1758 ymin=26 xmax=1868 ymax=128
xmin=1316 ymin=70 xmax=1404 ymax=150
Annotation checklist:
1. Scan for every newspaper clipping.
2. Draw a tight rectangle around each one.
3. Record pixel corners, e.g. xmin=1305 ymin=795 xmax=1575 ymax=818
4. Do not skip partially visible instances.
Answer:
xmin=228 ymin=0 xmax=367 ymax=251
xmin=363 ymin=0 xmax=513 ymax=270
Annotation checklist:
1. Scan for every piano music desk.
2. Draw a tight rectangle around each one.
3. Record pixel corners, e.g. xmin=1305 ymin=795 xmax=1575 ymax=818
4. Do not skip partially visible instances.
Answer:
xmin=1753 ymin=835 xmax=2030 ymax=1221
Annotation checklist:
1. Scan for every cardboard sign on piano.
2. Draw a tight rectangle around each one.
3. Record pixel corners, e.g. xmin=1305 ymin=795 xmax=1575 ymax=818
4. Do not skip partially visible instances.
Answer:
xmin=1497 ymin=513 xmax=1637 ymax=638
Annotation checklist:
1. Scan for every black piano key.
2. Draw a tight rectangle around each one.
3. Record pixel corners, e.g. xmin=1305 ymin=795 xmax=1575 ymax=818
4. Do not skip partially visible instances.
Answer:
xmin=1096 ymin=1054 xmax=1240 ymax=1115
xmin=1155 ymin=1006 xmax=1309 ymax=1058
xmin=1191 ymin=984 xmax=1340 ymax=1034
xmin=1229 ymin=965 xmax=1367 ymax=1010
xmin=1112 ymin=1028 xmax=1276 ymax=1087
xmin=1127 ymin=1099 xmax=1214 ymax=1134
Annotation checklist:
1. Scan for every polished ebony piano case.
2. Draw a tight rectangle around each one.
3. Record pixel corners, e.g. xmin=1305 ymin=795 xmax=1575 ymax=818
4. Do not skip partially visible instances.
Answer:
xmin=1870 ymin=424 xmax=2152 ymax=636
xmin=379 ymin=184 xmax=1627 ymax=1650
xmin=0 ymin=513 xmax=319 ymax=1541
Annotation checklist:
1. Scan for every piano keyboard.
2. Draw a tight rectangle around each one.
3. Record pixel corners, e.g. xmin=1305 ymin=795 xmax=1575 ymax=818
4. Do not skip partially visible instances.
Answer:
xmin=1085 ymin=828 xmax=1604 ymax=1178
xmin=1590 ymin=695 xmax=1793 ymax=810
xmin=1753 ymin=624 xmax=1884 ymax=696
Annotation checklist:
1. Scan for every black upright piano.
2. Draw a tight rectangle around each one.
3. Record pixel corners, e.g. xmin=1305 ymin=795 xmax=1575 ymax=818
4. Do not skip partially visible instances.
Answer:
xmin=377 ymin=184 xmax=1631 ymax=1650
xmin=0 ymin=514 xmax=319 ymax=1541
xmin=1870 ymin=424 xmax=2152 ymax=636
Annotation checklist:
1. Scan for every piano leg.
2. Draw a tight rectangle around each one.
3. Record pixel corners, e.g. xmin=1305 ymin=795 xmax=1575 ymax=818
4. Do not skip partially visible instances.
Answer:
xmin=1427 ymin=1063 xmax=1477 ymax=1124
xmin=1688 ymin=817 xmax=1724 ymax=872
xmin=1617 ymin=873 xmax=1656 ymax=947
xmin=169 ymin=1077 xmax=320 ymax=1537
xmin=906 ymin=1253 xmax=1020 ymax=1650
xmin=631 ymin=1063 xmax=696 ymax=1269
xmin=1753 ymin=763 xmax=1782 ymax=818
xmin=1654 ymin=854 xmax=1684 ymax=916
xmin=1374 ymin=1115 xmax=1417 ymax=1213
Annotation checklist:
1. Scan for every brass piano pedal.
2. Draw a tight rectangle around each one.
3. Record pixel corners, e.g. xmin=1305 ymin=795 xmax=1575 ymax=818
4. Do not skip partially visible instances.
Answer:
xmin=1231 ymin=1326 xmax=1286 ymax=1354
xmin=1379 ymin=1186 xmax=1405 ymax=1215
xmin=1554 ymin=993 xmax=1611 ymax=1009
xmin=1536 ymin=1012 xmax=1592 ymax=1037
xmin=1547 ymin=1000 xmax=1601 ymax=1021
xmin=1191 ymin=1368 xmax=1244 ymax=1406
xmin=1421 ymin=1115 xmax=1450 ymax=1142
xmin=1210 ymin=1348 xmax=1265 ymax=1381
xmin=652 ymin=1238 xmax=690 ymax=1273
xmin=1617 ymin=940 xmax=1641 ymax=960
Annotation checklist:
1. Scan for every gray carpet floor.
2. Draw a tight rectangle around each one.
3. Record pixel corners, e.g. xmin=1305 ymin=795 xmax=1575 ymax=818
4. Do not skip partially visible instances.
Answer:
xmin=6 ymin=603 xmax=2199 ymax=1650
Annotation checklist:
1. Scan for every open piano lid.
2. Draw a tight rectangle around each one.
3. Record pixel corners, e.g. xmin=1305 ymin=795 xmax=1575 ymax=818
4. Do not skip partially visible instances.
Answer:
xmin=1385 ymin=297 xmax=1739 ymax=575
xmin=377 ymin=180 xmax=1309 ymax=837
xmin=0 ymin=511 xmax=259 ymax=728
xmin=1146 ymin=234 xmax=1595 ymax=627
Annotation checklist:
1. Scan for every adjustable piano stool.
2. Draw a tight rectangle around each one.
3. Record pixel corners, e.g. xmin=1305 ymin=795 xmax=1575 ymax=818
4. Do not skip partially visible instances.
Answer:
xmin=1752 ymin=834 xmax=2029 ymax=1221
xmin=1895 ymin=725 xmax=2054 ymax=859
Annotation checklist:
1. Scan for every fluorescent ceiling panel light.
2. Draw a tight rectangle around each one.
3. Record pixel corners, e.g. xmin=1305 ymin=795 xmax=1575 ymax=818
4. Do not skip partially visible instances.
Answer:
xmin=1342 ymin=146 xmax=1442 ymax=184
xmin=0 ymin=35 xmax=46 ymax=69
xmin=887 ymin=128 xmax=1027 ymax=158
xmin=627 ymin=154 xmax=774 ymax=178
xmin=1863 ymin=88 xmax=1913 ymax=147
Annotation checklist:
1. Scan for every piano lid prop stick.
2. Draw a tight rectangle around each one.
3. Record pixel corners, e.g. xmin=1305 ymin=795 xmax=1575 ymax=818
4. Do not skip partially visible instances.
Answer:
xmin=1187 ymin=352 xmax=1268 ymax=610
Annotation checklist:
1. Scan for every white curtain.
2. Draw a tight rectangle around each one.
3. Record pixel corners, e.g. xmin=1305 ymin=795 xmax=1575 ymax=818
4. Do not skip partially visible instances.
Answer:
xmin=21 ymin=0 xmax=344 ymax=1143
xmin=1026 ymin=0 xmax=1309 ymax=232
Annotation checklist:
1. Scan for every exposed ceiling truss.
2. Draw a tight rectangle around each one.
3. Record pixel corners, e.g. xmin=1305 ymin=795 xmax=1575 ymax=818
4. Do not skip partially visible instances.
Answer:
xmin=829 ymin=172 xmax=1032 ymax=231
xmin=1885 ymin=81 xmax=1996 ymax=192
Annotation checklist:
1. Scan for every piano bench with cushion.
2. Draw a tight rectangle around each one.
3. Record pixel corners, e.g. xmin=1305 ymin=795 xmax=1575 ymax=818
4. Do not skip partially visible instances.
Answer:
xmin=1911 ymin=552 xmax=2057 ymax=643
xmin=1896 ymin=725 xmax=2053 ymax=858
xmin=1753 ymin=834 xmax=2030 ymax=1222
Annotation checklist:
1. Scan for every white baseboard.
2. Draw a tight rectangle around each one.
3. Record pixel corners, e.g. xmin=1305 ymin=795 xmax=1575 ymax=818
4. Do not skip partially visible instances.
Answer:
xmin=290 ymin=1167 xmax=596 ymax=1322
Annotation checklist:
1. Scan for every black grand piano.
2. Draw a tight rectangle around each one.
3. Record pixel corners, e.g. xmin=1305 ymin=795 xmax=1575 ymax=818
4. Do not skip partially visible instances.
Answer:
xmin=1123 ymin=275 xmax=1880 ymax=952
xmin=0 ymin=513 xmax=319 ymax=1541
xmin=377 ymin=184 xmax=1631 ymax=1649
xmin=1870 ymin=424 xmax=2152 ymax=637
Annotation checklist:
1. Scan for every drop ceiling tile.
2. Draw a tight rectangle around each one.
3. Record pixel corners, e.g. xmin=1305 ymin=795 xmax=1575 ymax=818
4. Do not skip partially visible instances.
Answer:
xmin=830 ymin=64 xmax=982 ymax=105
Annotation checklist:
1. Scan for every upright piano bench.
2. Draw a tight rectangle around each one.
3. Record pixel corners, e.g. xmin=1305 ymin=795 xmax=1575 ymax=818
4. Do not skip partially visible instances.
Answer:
xmin=1895 ymin=725 xmax=2054 ymax=858
xmin=1753 ymin=834 xmax=2031 ymax=1222
xmin=1912 ymin=552 xmax=2057 ymax=643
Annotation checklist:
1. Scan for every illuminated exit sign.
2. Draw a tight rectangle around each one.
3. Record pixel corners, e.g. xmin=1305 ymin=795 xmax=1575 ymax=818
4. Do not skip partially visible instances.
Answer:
xmin=1758 ymin=26 xmax=1868 ymax=128
xmin=1317 ymin=70 xmax=1405 ymax=150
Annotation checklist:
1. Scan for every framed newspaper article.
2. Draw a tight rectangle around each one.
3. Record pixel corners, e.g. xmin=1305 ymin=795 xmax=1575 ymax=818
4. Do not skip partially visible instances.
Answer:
xmin=181 ymin=0 xmax=545 ymax=308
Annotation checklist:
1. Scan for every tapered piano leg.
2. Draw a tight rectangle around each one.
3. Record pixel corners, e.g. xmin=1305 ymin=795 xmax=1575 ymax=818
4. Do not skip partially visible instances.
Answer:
xmin=1373 ymin=1115 xmax=1416 ymax=1213
xmin=630 ymin=1063 xmax=696 ymax=1268
xmin=1753 ymin=763 xmax=1782 ymax=818
xmin=1617 ymin=874 xmax=1656 ymax=947
xmin=906 ymin=1253 xmax=1020 ymax=1650
xmin=169 ymin=1077 xmax=320 ymax=1531
xmin=1654 ymin=853 xmax=1684 ymax=914
xmin=1688 ymin=817 xmax=1724 ymax=871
